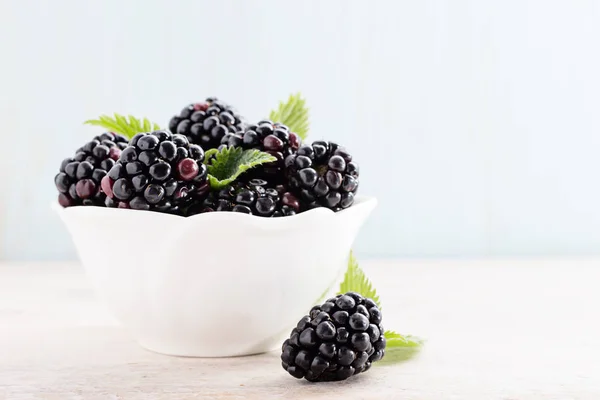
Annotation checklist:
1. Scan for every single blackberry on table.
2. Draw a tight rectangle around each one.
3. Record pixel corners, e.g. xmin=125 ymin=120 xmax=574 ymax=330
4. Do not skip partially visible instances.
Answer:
xmin=186 ymin=179 xmax=301 ymax=217
xmin=281 ymin=292 xmax=385 ymax=382
xmin=285 ymin=141 xmax=359 ymax=211
xmin=101 ymin=130 xmax=208 ymax=214
xmin=55 ymin=132 xmax=129 ymax=207
xmin=220 ymin=120 xmax=301 ymax=180
xmin=168 ymin=97 xmax=244 ymax=150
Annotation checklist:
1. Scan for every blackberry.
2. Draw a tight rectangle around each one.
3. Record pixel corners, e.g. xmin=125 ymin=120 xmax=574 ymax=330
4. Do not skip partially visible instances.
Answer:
xmin=187 ymin=179 xmax=301 ymax=217
xmin=55 ymin=132 xmax=129 ymax=207
xmin=281 ymin=292 xmax=385 ymax=382
xmin=220 ymin=120 xmax=301 ymax=180
xmin=102 ymin=130 xmax=208 ymax=213
xmin=168 ymin=97 xmax=244 ymax=150
xmin=285 ymin=141 xmax=359 ymax=211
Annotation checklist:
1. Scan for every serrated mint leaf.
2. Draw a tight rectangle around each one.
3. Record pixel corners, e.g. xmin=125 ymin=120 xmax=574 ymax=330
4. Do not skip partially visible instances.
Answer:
xmin=203 ymin=148 xmax=219 ymax=165
xmin=206 ymin=147 xmax=276 ymax=190
xmin=85 ymin=113 xmax=161 ymax=139
xmin=114 ymin=113 xmax=129 ymax=129
xmin=338 ymin=251 xmax=381 ymax=308
xmin=269 ymin=92 xmax=309 ymax=140
xmin=379 ymin=331 xmax=423 ymax=364
xmin=207 ymin=174 xmax=224 ymax=190
xmin=384 ymin=331 xmax=424 ymax=348
xmin=338 ymin=252 xmax=423 ymax=365
xmin=379 ymin=346 xmax=422 ymax=364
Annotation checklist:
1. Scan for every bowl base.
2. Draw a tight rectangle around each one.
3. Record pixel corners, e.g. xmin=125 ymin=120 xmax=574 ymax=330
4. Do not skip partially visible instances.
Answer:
xmin=137 ymin=337 xmax=282 ymax=358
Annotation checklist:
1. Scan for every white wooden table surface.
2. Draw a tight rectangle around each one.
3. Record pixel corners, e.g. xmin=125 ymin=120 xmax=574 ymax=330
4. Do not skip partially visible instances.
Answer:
xmin=1 ymin=259 xmax=599 ymax=400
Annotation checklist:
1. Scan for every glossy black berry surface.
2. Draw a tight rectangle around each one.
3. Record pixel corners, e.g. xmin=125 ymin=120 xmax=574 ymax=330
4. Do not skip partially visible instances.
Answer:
xmin=102 ymin=130 xmax=208 ymax=214
xmin=168 ymin=98 xmax=244 ymax=150
xmin=186 ymin=179 xmax=301 ymax=217
xmin=285 ymin=141 xmax=359 ymax=211
xmin=55 ymin=132 xmax=129 ymax=207
xmin=220 ymin=120 xmax=301 ymax=181
xmin=281 ymin=292 xmax=385 ymax=382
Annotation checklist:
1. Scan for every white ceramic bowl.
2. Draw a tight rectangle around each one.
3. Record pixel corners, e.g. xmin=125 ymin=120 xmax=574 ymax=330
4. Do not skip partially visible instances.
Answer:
xmin=54 ymin=196 xmax=377 ymax=357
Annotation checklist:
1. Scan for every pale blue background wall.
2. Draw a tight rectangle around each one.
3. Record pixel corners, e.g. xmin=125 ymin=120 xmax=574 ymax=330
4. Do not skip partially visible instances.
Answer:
xmin=2 ymin=0 xmax=600 ymax=260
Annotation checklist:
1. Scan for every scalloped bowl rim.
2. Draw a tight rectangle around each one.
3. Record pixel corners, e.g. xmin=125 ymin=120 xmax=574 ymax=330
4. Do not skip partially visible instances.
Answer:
xmin=52 ymin=195 xmax=378 ymax=227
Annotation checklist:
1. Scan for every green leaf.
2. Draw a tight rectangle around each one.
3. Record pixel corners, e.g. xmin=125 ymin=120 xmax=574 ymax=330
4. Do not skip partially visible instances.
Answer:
xmin=337 ymin=252 xmax=424 ymax=366
xmin=206 ymin=147 xmax=277 ymax=190
xmin=87 ymin=117 xmax=119 ymax=134
xmin=84 ymin=113 xmax=161 ymax=139
xmin=378 ymin=331 xmax=424 ymax=365
xmin=379 ymin=346 xmax=422 ymax=365
xmin=114 ymin=113 xmax=128 ymax=128
xmin=269 ymin=92 xmax=310 ymax=140
xmin=203 ymin=148 xmax=219 ymax=165
xmin=384 ymin=331 xmax=424 ymax=348
xmin=338 ymin=251 xmax=381 ymax=308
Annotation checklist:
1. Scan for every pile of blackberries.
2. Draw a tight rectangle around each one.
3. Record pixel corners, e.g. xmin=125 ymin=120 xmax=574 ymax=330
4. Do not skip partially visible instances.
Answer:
xmin=56 ymin=97 xmax=360 ymax=217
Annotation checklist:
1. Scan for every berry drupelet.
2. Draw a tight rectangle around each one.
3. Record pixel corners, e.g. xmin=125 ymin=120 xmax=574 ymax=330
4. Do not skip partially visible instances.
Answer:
xmin=220 ymin=120 xmax=301 ymax=180
xmin=101 ymin=130 xmax=208 ymax=213
xmin=187 ymin=179 xmax=301 ymax=217
xmin=55 ymin=132 xmax=129 ymax=207
xmin=168 ymin=97 xmax=244 ymax=150
xmin=285 ymin=141 xmax=359 ymax=211
xmin=281 ymin=292 xmax=385 ymax=382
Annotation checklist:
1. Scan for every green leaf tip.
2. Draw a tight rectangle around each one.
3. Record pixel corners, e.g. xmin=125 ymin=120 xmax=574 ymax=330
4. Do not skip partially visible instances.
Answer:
xmin=338 ymin=251 xmax=381 ymax=308
xmin=85 ymin=113 xmax=161 ymax=140
xmin=269 ymin=92 xmax=309 ymax=140
xmin=203 ymin=148 xmax=219 ymax=164
xmin=384 ymin=331 xmax=424 ymax=348
xmin=206 ymin=147 xmax=276 ymax=190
